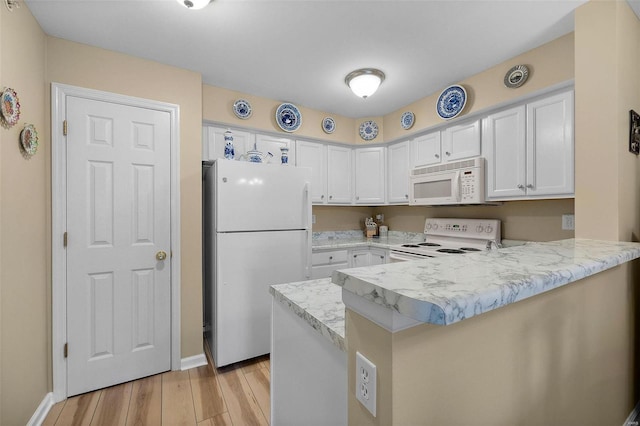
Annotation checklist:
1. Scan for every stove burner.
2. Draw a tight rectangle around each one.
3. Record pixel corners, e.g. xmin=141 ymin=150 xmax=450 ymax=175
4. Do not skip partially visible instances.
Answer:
xmin=401 ymin=244 xmax=421 ymax=248
xmin=436 ymin=248 xmax=466 ymax=254
xmin=418 ymin=242 xmax=441 ymax=247
xmin=460 ymin=247 xmax=481 ymax=252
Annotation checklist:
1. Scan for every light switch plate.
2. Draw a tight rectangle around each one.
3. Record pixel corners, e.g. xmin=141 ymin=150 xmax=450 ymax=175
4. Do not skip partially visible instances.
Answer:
xmin=562 ymin=214 xmax=575 ymax=230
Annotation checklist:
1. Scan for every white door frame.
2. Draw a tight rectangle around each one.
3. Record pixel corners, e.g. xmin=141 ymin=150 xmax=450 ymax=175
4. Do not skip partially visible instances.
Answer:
xmin=51 ymin=83 xmax=181 ymax=402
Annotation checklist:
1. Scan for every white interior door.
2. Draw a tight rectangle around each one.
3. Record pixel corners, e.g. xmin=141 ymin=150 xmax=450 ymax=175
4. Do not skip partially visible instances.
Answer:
xmin=66 ymin=96 xmax=172 ymax=396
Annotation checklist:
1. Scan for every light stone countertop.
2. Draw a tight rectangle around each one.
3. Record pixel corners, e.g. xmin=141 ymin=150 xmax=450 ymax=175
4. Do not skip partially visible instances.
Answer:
xmin=332 ymin=239 xmax=640 ymax=326
xmin=270 ymin=278 xmax=346 ymax=352
xmin=312 ymin=230 xmax=423 ymax=251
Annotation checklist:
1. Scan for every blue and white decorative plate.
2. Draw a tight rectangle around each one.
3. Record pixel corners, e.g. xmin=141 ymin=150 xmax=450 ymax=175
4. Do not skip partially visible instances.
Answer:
xmin=436 ymin=85 xmax=467 ymax=120
xmin=400 ymin=111 xmax=415 ymax=130
xmin=276 ymin=103 xmax=302 ymax=132
xmin=359 ymin=120 xmax=378 ymax=141
xmin=322 ymin=117 xmax=336 ymax=134
xmin=233 ymin=99 xmax=252 ymax=119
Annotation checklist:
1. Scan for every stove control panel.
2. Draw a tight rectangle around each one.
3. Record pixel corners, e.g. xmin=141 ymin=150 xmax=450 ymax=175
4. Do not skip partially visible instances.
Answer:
xmin=424 ymin=218 xmax=501 ymax=240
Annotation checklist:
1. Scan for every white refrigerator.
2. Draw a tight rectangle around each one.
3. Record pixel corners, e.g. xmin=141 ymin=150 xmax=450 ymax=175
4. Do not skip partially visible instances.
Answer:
xmin=203 ymin=160 xmax=312 ymax=367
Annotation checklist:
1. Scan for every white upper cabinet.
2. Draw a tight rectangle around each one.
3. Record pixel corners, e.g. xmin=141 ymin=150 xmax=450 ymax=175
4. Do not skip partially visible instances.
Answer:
xmin=441 ymin=119 xmax=481 ymax=162
xmin=255 ymin=134 xmax=294 ymax=165
xmin=202 ymin=125 xmax=251 ymax=161
xmin=327 ymin=145 xmax=353 ymax=204
xmin=296 ymin=140 xmax=327 ymax=204
xmin=526 ymin=91 xmax=574 ymax=197
xmin=484 ymin=105 xmax=527 ymax=198
xmin=354 ymin=146 xmax=386 ymax=205
xmin=484 ymin=90 xmax=574 ymax=200
xmin=387 ymin=141 xmax=410 ymax=203
xmin=411 ymin=132 xmax=441 ymax=168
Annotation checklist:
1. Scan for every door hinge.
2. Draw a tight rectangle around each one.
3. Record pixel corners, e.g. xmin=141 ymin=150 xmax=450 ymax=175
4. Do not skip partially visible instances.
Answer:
xmin=63 ymin=120 xmax=67 ymax=136
xmin=63 ymin=232 xmax=68 ymax=248
xmin=64 ymin=343 xmax=68 ymax=358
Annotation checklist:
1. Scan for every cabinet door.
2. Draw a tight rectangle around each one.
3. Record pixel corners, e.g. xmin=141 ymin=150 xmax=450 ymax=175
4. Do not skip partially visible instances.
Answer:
xmin=484 ymin=106 xmax=527 ymax=199
xmin=526 ymin=90 xmax=574 ymax=196
xmin=411 ymin=132 xmax=441 ymax=167
xmin=442 ymin=120 xmax=481 ymax=162
xmin=369 ymin=248 xmax=387 ymax=265
xmin=202 ymin=126 xmax=250 ymax=161
xmin=327 ymin=145 xmax=353 ymax=204
xmin=387 ymin=142 xmax=410 ymax=203
xmin=296 ymin=140 xmax=327 ymax=203
xmin=255 ymin=134 xmax=294 ymax=165
xmin=354 ymin=147 xmax=386 ymax=204
xmin=350 ymin=250 xmax=370 ymax=268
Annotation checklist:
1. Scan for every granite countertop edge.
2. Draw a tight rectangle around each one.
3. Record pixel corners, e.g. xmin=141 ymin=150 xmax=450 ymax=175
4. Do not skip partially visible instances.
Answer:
xmin=331 ymin=238 xmax=640 ymax=326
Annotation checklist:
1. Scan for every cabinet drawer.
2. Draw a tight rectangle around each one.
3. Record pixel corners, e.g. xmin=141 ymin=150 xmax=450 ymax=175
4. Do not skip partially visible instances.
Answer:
xmin=312 ymin=250 xmax=349 ymax=266
xmin=311 ymin=263 xmax=349 ymax=280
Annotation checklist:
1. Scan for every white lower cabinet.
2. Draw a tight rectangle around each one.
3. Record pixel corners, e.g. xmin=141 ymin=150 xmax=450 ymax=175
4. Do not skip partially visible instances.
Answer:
xmin=349 ymin=247 xmax=388 ymax=267
xmin=311 ymin=249 xmax=349 ymax=279
xmin=484 ymin=90 xmax=574 ymax=200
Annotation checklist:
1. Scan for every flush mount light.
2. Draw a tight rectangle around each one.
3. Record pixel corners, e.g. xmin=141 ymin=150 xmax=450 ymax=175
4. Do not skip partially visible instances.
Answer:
xmin=4 ymin=0 xmax=20 ymax=12
xmin=345 ymin=68 xmax=385 ymax=99
xmin=176 ymin=0 xmax=211 ymax=9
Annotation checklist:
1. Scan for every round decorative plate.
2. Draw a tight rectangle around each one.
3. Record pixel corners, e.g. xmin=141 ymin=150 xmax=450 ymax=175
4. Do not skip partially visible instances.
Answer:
xmin=359 ymin=120 xmax=378 ymax=141
xmin=1 ymin=87 xmax=20 ymax=128
xmin=322 ymin=117 xmax=336 ymax=134
xmin=276 ymin=103 xmax=302 ymax=132
xmin=436 ymin=85 xmax=467 ymax=120
xmin=20 ymin=123 xmax=38 ymax=157
xmin=504 ymin=64 xmax=529 ymax=88
xmin=233 ymin=99 xmax=252 ymax=119
xmin=400 ymin=111 xmax=415 ymax=130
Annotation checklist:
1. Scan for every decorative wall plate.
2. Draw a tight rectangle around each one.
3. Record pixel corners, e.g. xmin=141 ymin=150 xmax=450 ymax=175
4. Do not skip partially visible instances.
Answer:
xmin=359 ymin=120 xmax=378 ymax=141
xmin=436 ymin=85 xmax=467 ymax=120
xmin=20 ymin=123 xmax=38 ymax=157
xmin=233 ymin=99 xmax=252 ymax=119
xmin=504 ymin=64 xmax=529 ymax=88
xmin=322 ymin=117 xmax=336 ymax=134
xmin=1 ymin=87 xmax=20 ymax=128
xmin=276 ymin=103 xmax=302 ymax=132
xmin=400 ymin=111 xmax=415 ymax=130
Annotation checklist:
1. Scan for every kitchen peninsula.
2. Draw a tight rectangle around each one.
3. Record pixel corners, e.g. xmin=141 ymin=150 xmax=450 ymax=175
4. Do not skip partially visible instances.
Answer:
xmin=271 ymin=238 xmax=640 ymax=425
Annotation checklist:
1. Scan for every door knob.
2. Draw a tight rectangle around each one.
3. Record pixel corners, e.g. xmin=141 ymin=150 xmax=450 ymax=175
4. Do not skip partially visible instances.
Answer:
xmin=156 ymin=250 xmax=167 ymax=261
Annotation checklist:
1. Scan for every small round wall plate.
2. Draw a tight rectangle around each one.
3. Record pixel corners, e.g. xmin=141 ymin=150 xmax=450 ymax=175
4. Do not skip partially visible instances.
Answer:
xmin=322 ymin=117 xmax=336 ymax=134
xmin=504 ymin=65 xmax=529 ymax=88
xmin=359 ymin=120 xmax=378 ymax=141
xmin=276 ymin=103 xmax=302 ymax=132
xmin=436 ymin=85 xmax=467 ymax=120
xmin=20 ymin=123 xmax=38 ymax=157
xmin=232 ymin=99 xmax=252 ymax=119
xmin=1 ymin=87 xmax=20 ymax=128
xmin=400 ymin=111 xmax=415 ymax=130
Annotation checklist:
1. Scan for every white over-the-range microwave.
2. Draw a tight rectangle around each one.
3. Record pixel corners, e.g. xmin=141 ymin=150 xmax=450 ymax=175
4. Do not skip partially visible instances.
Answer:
xmin=409 ymin=157 xmax=486 ymax=206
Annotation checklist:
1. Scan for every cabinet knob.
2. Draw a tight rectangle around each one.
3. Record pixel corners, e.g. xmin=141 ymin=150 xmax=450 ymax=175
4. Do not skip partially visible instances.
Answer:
xmin=329 ymin=195 xmax=333 ymax=200
xmin=445 ymin=151 xmax=451 ymax=156
xmin=526 ymin=184 xmax=533 ymax=189
xmin=517 ymin=184 xmax=525 ymax=190
xmin=405 ymin=194 xmax=408 ymax=198
xmin=435 ymin=154 xmax=440 ymax=158
xmin=356 ymin=196 xmax=360 ymax=200
xmin=321 ymin=195 xmax=325 ymax=199
xmin=329 ymin=256 xmax=333 ymax=260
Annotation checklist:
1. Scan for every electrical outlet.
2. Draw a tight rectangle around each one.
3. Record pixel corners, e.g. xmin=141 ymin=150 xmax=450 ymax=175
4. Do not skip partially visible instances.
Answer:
xmin=562 ymin=214 xmax=575 ymax=231
xmin=356 ymin=351 xmax=377 ymax=417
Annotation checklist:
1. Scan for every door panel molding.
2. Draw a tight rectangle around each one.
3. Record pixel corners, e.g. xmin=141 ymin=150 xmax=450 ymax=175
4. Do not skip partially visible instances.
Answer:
xmin=51 ymin=83 xmax=181 ymax=402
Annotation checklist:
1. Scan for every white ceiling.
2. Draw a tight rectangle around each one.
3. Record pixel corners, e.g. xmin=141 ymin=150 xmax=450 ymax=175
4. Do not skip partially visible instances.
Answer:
xmin=24 ymin=0 xmax=586 ymax=118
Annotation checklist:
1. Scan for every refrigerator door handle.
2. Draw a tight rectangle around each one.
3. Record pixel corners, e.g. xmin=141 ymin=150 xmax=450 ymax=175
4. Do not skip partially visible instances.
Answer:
xmin=305 ymin=229 xmax=311 ymax=279
xmin=303 ymin=181 xmax=311 ymax=229
xmin=304 ymin=181 xmax=312 ymax=279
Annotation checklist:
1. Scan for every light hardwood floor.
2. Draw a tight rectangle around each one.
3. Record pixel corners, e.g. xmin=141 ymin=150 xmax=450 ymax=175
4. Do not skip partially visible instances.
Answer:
xmin=43 ymin=343 xmax=270 ymax=426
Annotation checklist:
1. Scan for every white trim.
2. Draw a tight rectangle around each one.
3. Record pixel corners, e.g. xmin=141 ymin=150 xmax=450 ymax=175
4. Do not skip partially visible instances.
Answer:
xmin=51 ymin=83 xmax=181 ymax=402
xmin=180 ymin=353 xmax=208 ymax=371
xmin=341 ymin=289 xmax=421 ymax=333
xmin=27 ymin=392 xmax=54 ymax=426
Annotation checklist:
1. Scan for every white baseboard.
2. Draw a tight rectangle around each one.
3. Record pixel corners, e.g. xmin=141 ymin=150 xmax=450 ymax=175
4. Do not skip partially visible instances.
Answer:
xmin=27 ymin=392 xmax=54 ymax=426
xmin=180 ymin=353 xmax=207 ymax=371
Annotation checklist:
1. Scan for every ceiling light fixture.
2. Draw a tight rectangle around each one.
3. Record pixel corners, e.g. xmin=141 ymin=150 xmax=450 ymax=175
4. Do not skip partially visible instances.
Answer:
xmin=345 ymin=68 xmax=385 ymax=99
xmin=176 ymin=0 xmax=211 ymax=9
xmin=4 ymin=0 xmax=20 ymax=12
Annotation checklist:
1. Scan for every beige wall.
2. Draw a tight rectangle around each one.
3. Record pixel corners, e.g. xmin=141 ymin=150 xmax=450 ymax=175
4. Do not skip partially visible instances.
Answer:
xmin=0 ymin=4 xmax=48 ymax=425
xmin=46 ymin=38 xmax=204 ymax=361
xmin=348 ymin=263 xmax=636 ymax=425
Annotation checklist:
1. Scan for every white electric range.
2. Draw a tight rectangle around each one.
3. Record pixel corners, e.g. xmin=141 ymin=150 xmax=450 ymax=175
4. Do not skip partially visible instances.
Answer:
xmin=389 ymin=218 xmax=501 ymax=262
